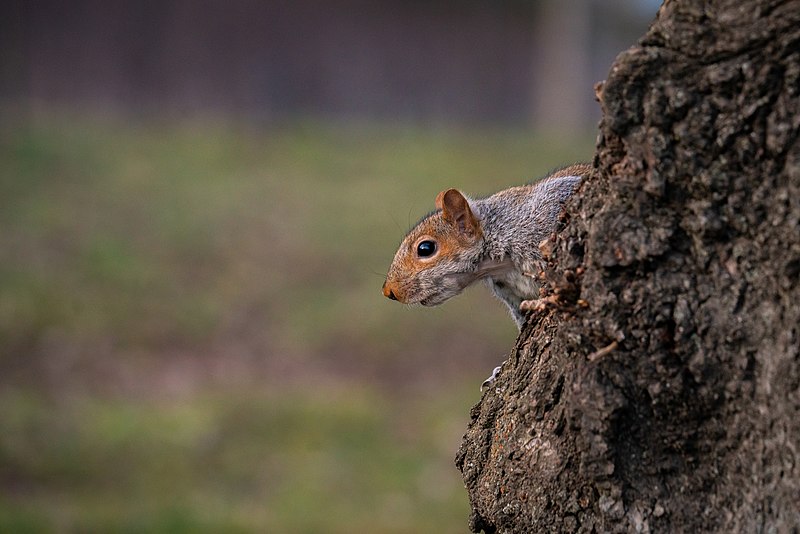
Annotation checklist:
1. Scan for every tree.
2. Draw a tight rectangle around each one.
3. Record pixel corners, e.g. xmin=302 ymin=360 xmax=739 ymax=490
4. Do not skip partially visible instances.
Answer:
xmin=456 ymin=1 xmax=800 ymax=532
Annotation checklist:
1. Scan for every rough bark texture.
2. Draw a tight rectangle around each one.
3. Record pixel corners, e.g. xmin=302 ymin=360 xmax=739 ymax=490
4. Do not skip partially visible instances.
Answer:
xmin=456 ymin=1 xmax=800 ymax=532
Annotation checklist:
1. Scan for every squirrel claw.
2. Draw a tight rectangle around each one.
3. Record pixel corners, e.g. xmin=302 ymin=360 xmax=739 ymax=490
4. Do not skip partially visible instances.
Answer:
xmin=480 ymin=365 xmax=503 ymax=391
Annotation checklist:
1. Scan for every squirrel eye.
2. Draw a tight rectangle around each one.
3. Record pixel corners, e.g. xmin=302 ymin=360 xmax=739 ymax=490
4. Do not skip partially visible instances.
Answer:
xmin=416 ymin=240 xmax=437 ymax=257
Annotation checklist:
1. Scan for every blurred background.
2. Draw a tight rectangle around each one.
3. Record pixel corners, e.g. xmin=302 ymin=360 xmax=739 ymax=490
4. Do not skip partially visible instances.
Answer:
xmin=0 ymin=1 xmax=656 ymax=532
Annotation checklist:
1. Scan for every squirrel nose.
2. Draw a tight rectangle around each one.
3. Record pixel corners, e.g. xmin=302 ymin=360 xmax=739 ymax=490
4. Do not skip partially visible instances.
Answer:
xmin=382 ymin=281 xmax=398 ymax=301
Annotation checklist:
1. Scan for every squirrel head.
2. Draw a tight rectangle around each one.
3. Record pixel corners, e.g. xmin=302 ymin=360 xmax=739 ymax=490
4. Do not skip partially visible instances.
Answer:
xmin=383 ymin=188 xmax=485 ymax=306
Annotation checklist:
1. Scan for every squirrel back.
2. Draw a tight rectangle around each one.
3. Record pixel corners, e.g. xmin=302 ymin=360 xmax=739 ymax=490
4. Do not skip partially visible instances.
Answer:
xmin=382 ymin=163 xmax=591 ymax=328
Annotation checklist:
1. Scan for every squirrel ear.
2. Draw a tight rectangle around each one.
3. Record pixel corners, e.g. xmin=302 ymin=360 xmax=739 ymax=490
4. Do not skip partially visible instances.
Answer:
xmin=437 ymin=189 xmax=481 ymax=238
xmin=434 ymin=189 xmax=448 ymax=210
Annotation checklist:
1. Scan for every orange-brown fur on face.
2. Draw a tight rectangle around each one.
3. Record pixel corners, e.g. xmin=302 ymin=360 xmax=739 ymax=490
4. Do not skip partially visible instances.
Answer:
xmin=383 ymin=190 xmax=485 ymax=306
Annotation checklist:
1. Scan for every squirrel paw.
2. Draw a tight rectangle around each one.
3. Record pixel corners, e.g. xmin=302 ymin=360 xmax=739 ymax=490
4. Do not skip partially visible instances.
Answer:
xmin=519 ymin=294 xmax=560 ymax=312
xmin=480 ymin=365 xmax=503 ymax=391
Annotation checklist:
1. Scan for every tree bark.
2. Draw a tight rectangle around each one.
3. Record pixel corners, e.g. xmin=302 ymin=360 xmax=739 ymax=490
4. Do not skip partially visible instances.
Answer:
xmin=456 ymin=1 xmax=800 ymax=532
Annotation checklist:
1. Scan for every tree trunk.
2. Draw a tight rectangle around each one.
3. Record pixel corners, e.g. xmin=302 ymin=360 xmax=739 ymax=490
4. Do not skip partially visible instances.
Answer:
xmin=456 ymin=1 xmax=800 ymax=532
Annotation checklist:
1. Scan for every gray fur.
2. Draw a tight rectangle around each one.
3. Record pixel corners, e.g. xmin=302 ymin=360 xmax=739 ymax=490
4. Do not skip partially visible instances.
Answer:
xmin=471 ymin=174 xmax=583 ymax=327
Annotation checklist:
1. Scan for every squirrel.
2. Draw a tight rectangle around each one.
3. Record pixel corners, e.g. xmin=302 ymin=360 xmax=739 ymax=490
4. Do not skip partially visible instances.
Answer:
xmin=382 ymin=163 xmax=591 ymax=330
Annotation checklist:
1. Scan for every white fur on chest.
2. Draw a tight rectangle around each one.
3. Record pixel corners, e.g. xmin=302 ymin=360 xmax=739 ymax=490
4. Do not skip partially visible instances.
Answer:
xmin=485 ymin=270 xmax=539 ymax=305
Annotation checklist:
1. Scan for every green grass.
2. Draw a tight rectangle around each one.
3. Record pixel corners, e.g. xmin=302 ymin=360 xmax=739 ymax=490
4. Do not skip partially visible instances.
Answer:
xmin=0 ymin=114 xmax=593 ymax=532
xmin=0 ymin=384 xmax=481 ymax=533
